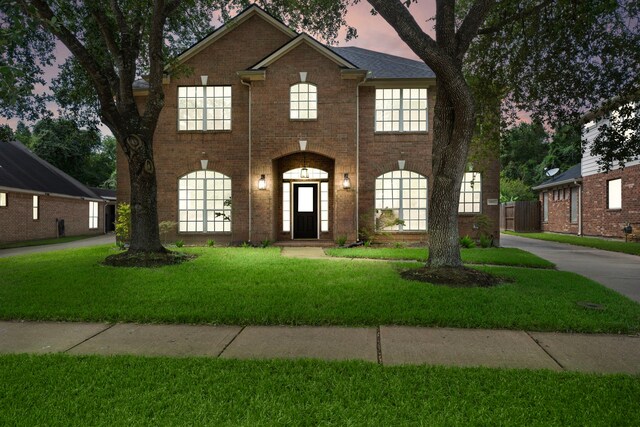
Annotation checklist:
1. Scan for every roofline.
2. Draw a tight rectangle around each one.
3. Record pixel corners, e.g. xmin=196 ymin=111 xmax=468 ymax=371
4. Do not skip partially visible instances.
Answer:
xmin=362 ymin=78 xmax=436 ymax=87
xmin=250 ymin=34 xmax=357 ymax=70
xmin=0 ymin=185 xmax=106 ymax=202
xmin=532 ymin=177 xmax=582 ymax=191
xmin=169 ymin=5 xmax=296 ymax=70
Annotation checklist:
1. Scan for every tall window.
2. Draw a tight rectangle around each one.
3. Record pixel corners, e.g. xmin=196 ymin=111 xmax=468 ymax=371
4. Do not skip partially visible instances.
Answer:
xmin=290 ymin=83 xmax=317 ymax=119
xmin=178 ymin=86 xmax=231 ymax=131
xmin=178 ymin=171 xmax=231 ymax=233
xmin=543 ymin=192 xmax=549 ymax=222
xmin=375 ymin=170 xmax=427 ymax=231
xmin=458 ymin=172 xmax=482 ymax=213
xmin=375 ymin=88 xmax=427 ymax=132
xmin=89 ymin=201 xmax=99 ymax=229
xmin=570 ymin=187 xmax=579 ymax=223
xmin=0 ymin=192 xmax=6 ymax=207
xmin=32 ymin=195 xmax=39 ymax=220
xmin=607 ymin=178 xmax=622 ymax=209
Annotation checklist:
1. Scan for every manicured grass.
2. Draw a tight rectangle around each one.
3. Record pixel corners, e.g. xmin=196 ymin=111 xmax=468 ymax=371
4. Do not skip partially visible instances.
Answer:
xmin=1 ymin=354 xmax=638 ymax=426
xmin=1 ymin=246 xmax=639 ymax=333
xmin=504 ymin=231 xmax=640 ymax=256
xmin=0 ymin=235 xmax=94 ymax=250
xmin=326 ymin=246 xmax=555 ymax=268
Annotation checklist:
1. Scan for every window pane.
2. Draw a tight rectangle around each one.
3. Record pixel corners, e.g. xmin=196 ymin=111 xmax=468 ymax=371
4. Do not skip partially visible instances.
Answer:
xmin=608 ymin=179 xmax=621 ymax=209
xmin=291 ymin=83 xmax=317 ymax=120
xmin=458 ymin=172 xmax=482 ymax=213
xmin=297 ymin=187 xmax=314 ymax=212
xmin=178 ymin=171 xmax=231 ymax=233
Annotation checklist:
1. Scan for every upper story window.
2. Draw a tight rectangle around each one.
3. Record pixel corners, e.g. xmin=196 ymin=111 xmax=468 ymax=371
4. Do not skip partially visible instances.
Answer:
xmin=178 ymin=86 xmax=231 ymax=131
xmin=458 ymin=172 xmax=481 ymax=214
xmin=375 ymin=88 xmax=427 ymax=132
xmin=89 ymin=201 xmax=99 ymax=229
xmin=375 ymin=170 xmax=428 ymax=231
xmin=0 ymin=192 xmax=6 ymax=207
xmin=290 ymin=83 xmax=317 ymax=120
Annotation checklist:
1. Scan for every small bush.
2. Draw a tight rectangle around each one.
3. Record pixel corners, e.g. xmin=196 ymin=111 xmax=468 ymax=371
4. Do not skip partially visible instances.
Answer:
xmin=241 ymin=241 xmax=252 ymax=248
xmin=363 ymin=240 xmax=371 ymax=247
xmin=336 ymin=235 xmax=348 ymax=247
xmin=206 ymin=239 xmax=215 ymax=247
xmin=159 ymin=221 xmax=177 ymax=244
xmin=115 ymin=203 xmax=131 ymax=248
xmin=459 ymin=235 xmax=476 ymax=248
xmin=175 ymin=240 xmax=184 ymax=248
xmin=261 ymin=239 xmax=271 ymax=248
xmin=394 ymin=242 xmax=406 ymax=249
xmin=479 ymin=234 xmax=493 ymax=248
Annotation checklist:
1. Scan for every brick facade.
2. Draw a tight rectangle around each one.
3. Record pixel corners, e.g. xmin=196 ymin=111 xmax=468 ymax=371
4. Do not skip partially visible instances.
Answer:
xmin=118 ymin=8 xmax=500 ymax=245
xmin=0 ymin=191 xmax=105 ymax=244
xmin=581 ymin=164 xmax=640 ymax=238
xmin=540 ymin=185 xmax=580 ymax=234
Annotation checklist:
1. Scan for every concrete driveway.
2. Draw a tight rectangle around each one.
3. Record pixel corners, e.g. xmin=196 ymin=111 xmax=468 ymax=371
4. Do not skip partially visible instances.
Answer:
xmin=0 ymin=234 xmax=115 ymax=258
xmin=501 ymin=234 xmax=640 ymax=303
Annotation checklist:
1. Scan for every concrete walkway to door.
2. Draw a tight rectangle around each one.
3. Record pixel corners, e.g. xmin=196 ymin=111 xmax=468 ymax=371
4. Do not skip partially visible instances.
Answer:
xmin=501 ymin=233 xmax=640 ymax=303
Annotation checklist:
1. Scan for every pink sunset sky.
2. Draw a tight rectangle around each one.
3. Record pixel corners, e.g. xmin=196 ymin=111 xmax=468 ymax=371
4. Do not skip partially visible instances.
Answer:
xmin=1 ymin=1 xmax=437 ymax=133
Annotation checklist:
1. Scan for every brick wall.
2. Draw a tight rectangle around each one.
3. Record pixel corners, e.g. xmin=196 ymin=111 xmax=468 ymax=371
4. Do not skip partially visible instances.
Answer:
xmin=0 ymin=191 xmax=104 ymax=244
xmin=540 ymin=186 xmax=580 ymax=234
xmin=582 ymin=164 xmax=640 ymax=238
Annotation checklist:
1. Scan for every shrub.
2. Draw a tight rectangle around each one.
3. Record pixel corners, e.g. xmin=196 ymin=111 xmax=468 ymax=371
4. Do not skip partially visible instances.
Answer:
xmin=394 ymin=242 xmax=406 ymax=249
xmin=261 ymin=239 xmax=271 ymax=248
xmin=479 ymin=234 xmax=493 ymax=248
xmin=459 ymin=235 xmax=476 ymax=248
xmin=336 ymin=235 xmax=348 ymax=247
xmin=158 ymin=221 xmax=177 ymax=244
xmin=240 ymin=241 xmax=252 ymax=248
xmin=358 ymin=210 xmax=405 ymax=245
xmin=115 ymin=203 xmax=131 ymax=249
xmin=175 ymin=240 xmax=184 ymax=248
xmin=206 ymin=239 xmax=215 ymax=247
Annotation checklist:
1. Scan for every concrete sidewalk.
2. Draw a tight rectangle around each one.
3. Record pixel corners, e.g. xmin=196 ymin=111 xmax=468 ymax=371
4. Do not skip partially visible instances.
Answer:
xmin=1 ymin=320 xmax=638 ymax=374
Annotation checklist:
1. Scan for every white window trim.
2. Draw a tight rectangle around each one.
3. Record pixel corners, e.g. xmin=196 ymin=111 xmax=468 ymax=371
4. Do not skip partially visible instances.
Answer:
xmin=607 ymin=178 xmax=622 ymax=210
xmin=290 ymin=83 xmax=318 ymax=120
xmin=32 ymin=195 xmax=39 ymax=220
xmin=375 ymin=170 xmax=428 ymax=232
xmin=178 ymin=171 xmax=232 ymax=233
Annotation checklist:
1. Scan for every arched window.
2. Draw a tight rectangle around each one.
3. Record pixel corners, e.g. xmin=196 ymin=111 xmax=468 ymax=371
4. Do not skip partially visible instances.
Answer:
xmin=290 ymin=83 xmax=317 ymax=119
xmin=178 ymin=171 xmax=231 ymax=233
xmin=375 ymin=170 xmax=427 ymax=231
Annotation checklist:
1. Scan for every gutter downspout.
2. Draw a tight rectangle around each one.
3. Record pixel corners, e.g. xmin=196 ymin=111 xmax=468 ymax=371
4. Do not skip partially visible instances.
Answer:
xmin=356 ymin=71 xmax=371 ymax=239
xmin=241 ymin=79 xmax=252 ymax=242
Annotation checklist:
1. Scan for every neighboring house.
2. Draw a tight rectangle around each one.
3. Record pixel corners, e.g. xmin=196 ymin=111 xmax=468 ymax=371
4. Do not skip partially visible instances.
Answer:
xmin=0 ymin=140 xmax=110 ymax=244
xmin=90 ymin=187 xmax=117 ymax=233
xmin=533 ymin=113 xmax=639 ymax=238
xmin=118 ymin=5 xmax=500 ymax=245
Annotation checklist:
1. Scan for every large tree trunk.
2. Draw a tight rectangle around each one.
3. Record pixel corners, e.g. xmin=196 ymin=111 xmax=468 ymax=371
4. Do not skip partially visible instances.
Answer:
xmin=122 ymin=134 xmax=165 ymax=253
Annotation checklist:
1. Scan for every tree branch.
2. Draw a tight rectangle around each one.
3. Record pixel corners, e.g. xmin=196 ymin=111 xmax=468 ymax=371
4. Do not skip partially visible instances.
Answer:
xmin=477 ymin=0 xmax=554 ymax=35
xmin=455 ymin=0 xmax=496 ymax=58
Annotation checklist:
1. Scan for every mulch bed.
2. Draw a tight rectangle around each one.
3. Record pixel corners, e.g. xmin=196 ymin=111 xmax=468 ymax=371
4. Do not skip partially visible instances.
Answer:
xmin=103 ymin=250 xmax=196 ymax=268
xmin=400 ymin=266 xmax=509 ymax=288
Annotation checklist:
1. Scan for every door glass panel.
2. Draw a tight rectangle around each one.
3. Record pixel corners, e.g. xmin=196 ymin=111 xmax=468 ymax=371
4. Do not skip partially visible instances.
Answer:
xmin=298 ymin=187 xmax=314 ymax=212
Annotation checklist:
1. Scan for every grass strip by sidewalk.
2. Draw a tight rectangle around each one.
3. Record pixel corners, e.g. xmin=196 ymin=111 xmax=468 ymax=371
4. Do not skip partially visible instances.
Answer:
xmin=1 ymin=354 xmax=639 ymax=426
xmin=504 ymin=231 xmax=640 ymax=256
xmin=0 ymin=235 xmax=94 ymax=250
xmin=1 ymin=246 xmax=638 ymax=333
xmin=326 ymin=247 xmax=555 ymax=268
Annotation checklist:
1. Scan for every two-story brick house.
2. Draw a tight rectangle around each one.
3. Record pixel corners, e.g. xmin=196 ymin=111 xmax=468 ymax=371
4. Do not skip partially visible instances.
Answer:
xmin=118 ymin=5 xmax=499 ymax=245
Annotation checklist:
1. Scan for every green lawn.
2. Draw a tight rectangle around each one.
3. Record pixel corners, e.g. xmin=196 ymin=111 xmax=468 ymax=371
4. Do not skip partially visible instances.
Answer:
xmin=1 ymin=246 xmax=638 ymax=333
xmin=504 ymin=231 xmax=640 ymax=256
xmin=1 ymin=354 xmax=638 ymax=426
xmin=0 ymin=235 xmax=94 ymax=250
xmin=326 ymin=247 xmax=555 ymax=268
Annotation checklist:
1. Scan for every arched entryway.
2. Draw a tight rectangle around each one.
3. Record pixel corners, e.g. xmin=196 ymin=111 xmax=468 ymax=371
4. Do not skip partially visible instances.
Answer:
xmin=275 ymin=152 xmax=335 ymax=241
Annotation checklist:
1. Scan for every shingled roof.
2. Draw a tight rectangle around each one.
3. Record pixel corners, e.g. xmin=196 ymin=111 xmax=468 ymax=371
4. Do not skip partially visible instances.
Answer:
xmin=331 ymin=46 xmax=435 ymax=79
xmin=532 ymin=163 xmax=582 ymax=191
xmin=0 ymin=140 xmax=102 ymax=200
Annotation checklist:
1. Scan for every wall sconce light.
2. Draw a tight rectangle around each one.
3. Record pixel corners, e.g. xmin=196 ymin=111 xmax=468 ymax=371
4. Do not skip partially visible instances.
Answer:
xmin=200 ymin=159 xmax=209 ymax=170
xmin=258 ymin=174 xmax=266 ymax=190
xmin=398 ymin=160 xmax=405 ymax=170
xmin=342 ymin=173 xmax=351 ymax=190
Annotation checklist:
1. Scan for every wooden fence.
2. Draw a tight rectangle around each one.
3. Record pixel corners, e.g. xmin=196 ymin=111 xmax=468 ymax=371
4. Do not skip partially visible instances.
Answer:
xmin=500 ymin=201 xmax=541 ymax=232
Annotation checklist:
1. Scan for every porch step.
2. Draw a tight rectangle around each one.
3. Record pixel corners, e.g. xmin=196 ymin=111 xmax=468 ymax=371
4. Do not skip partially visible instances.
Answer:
xmin=273 ymin=240 xmax=335 ymax=248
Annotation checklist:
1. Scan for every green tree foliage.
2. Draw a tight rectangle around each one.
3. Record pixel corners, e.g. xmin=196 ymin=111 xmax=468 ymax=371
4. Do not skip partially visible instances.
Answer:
xmin=0 ymin=124 xmax=14 ymax=142
xmin=13 ymin=118 xmax=115 ymax=188
xmin=500 ymin=122 xmax=548 ymax=186
xmin=500 ymin=176 xmax=536 ymax=202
